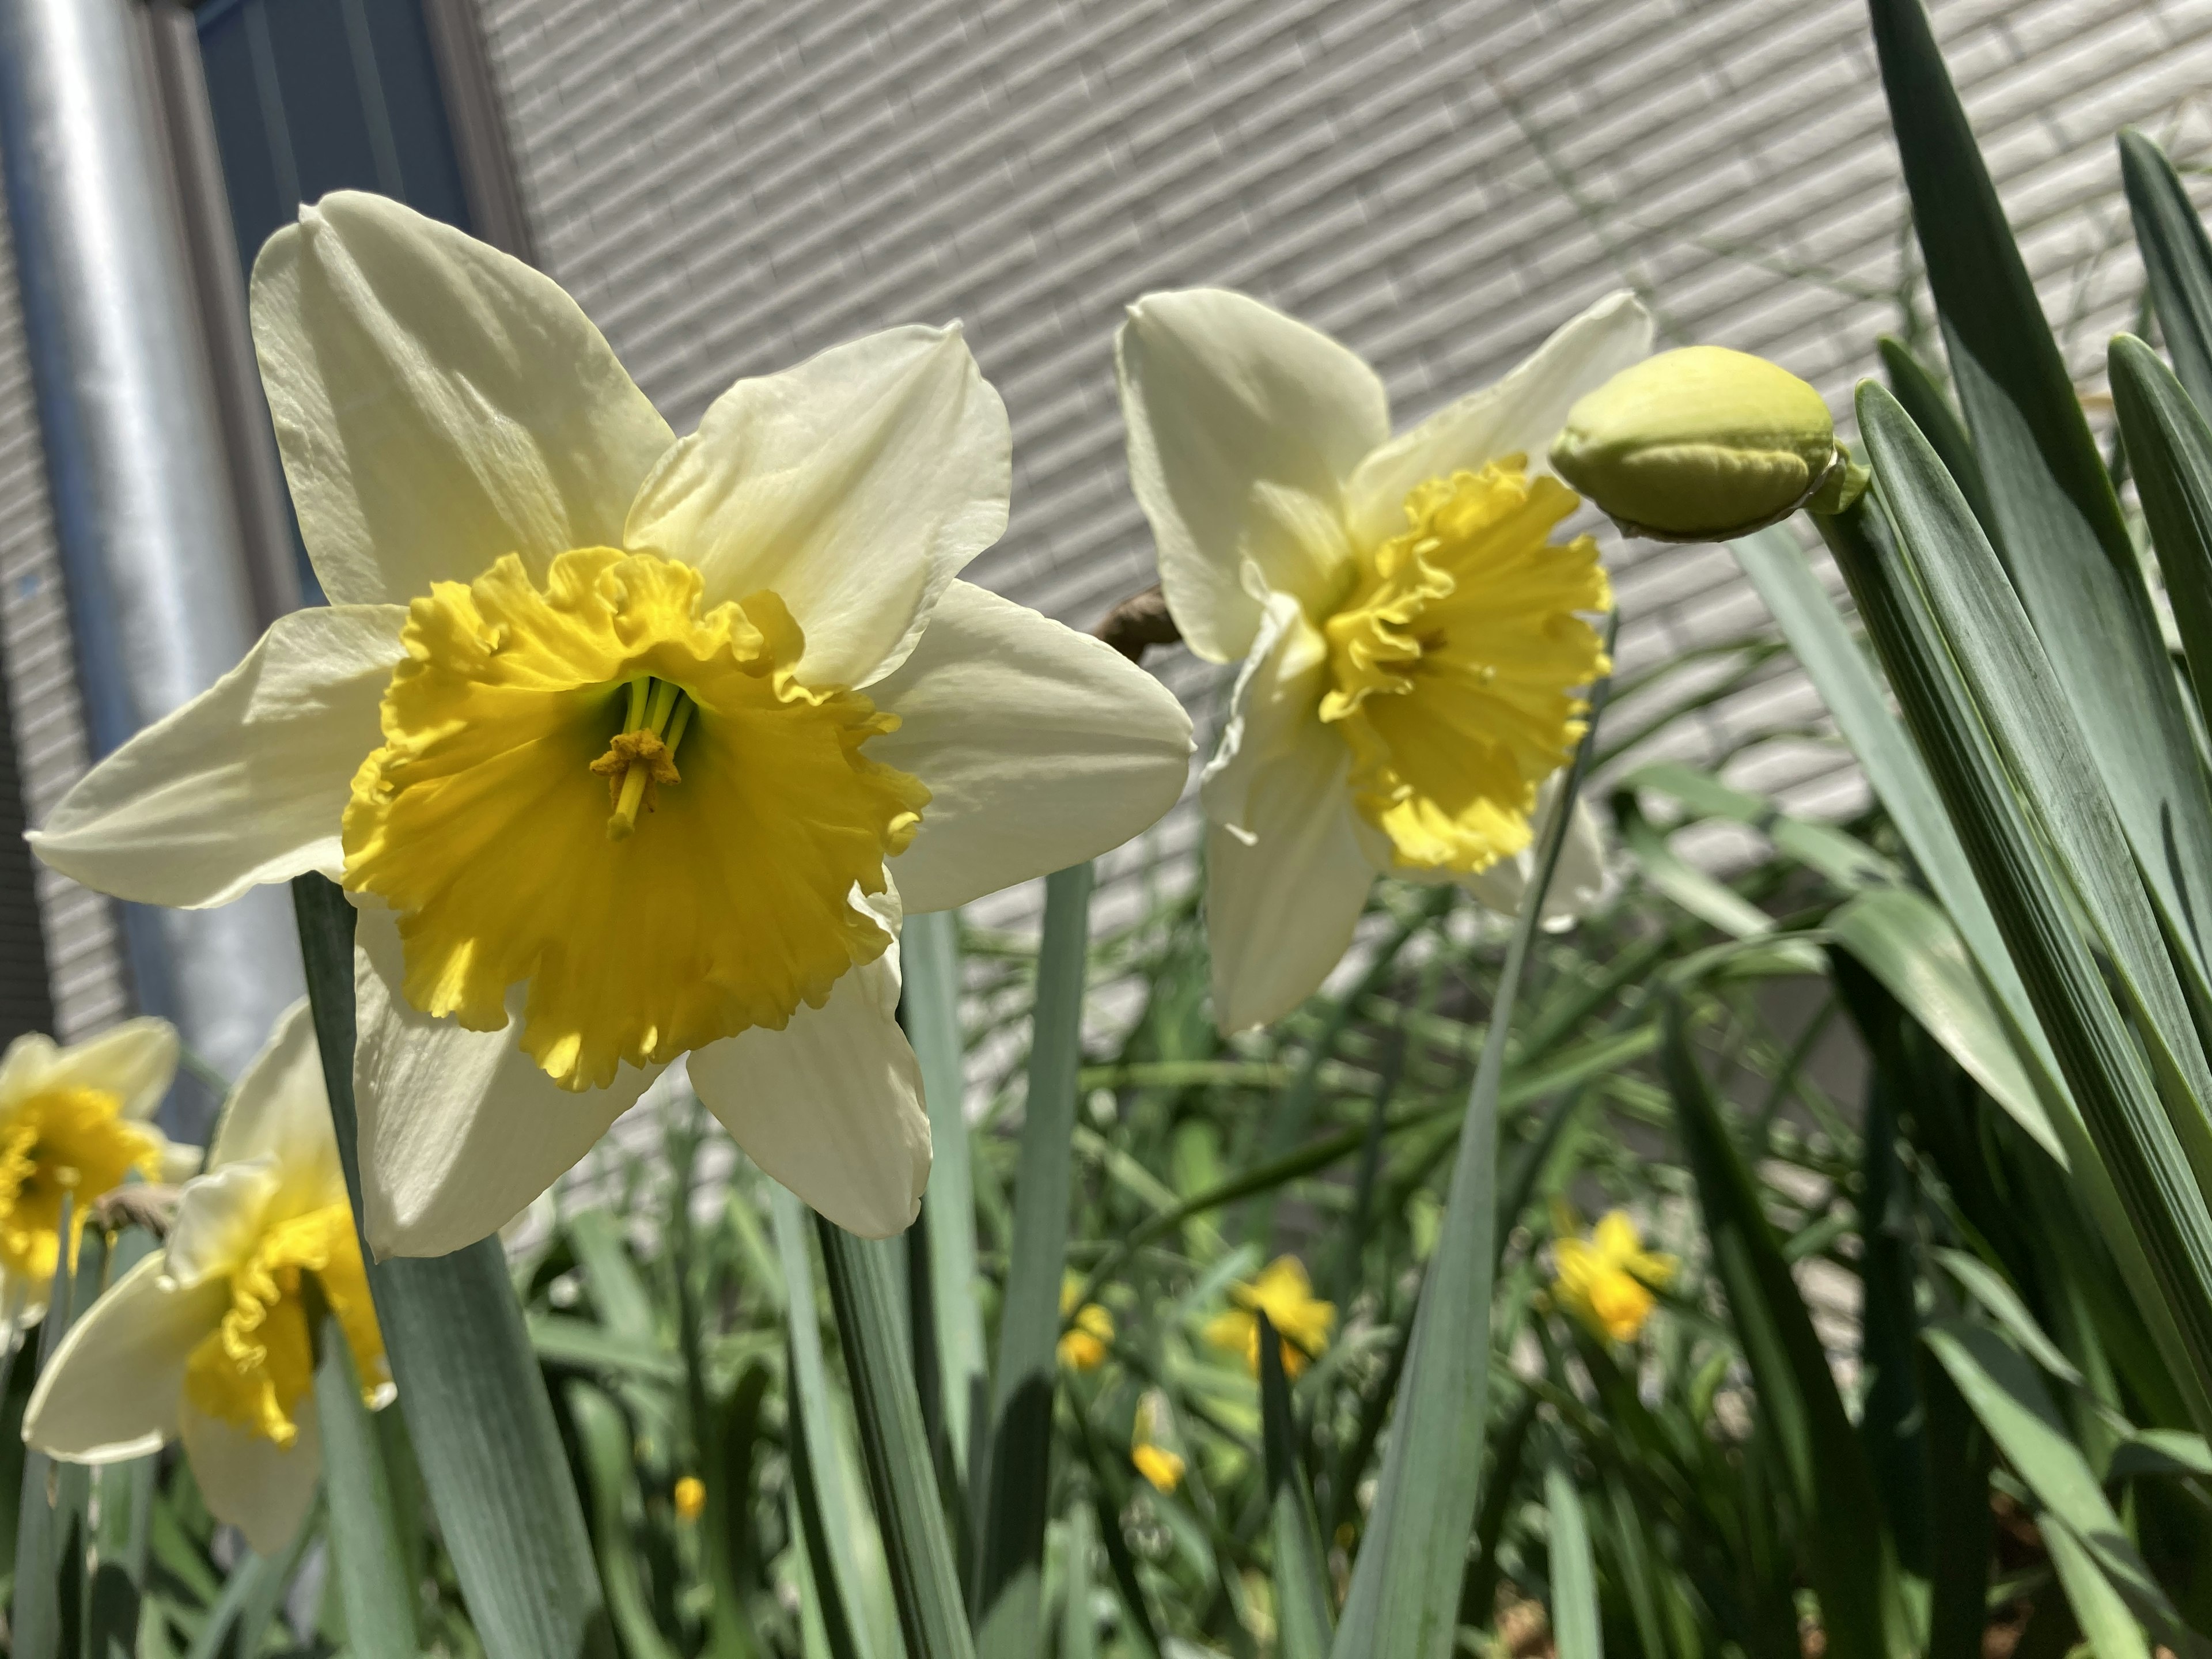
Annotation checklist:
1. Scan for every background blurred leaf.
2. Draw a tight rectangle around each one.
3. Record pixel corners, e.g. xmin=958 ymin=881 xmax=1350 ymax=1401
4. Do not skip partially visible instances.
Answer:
xmin=2122 ymin=128 xmax=2212 ymax=414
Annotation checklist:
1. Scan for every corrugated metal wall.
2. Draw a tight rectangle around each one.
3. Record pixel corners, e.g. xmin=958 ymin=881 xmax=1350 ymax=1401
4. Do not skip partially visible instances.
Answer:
xmin=473 ymin=0 xmax=2212 ymax=921
xmin=0 ymin=210 xmax=130 ymax=1044
xmin=3 ymin=0 xmax=2210 ymax=1037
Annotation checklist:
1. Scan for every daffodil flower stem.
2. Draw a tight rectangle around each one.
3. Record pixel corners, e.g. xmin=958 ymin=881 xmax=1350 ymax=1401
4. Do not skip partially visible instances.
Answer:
xmin=302 ymin=1271 xmax=414 ymax=1658
xmin=1335 ymin=615 xmax=1618 ymax=1650
xmin=290 ymin=874 xmax=614 ymax=1659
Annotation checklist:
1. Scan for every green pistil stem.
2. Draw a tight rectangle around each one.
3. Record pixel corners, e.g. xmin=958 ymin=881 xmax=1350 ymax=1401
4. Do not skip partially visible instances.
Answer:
xmin=605 ymin=676 xmax=696 ymax=841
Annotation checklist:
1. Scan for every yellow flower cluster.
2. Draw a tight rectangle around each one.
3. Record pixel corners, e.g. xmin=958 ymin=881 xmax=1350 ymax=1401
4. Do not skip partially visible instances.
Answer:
xmin=1205 ymin=1255 xmax=1335 ymax=1380
xmin=1551 ymin=1210 xmax=1677 ymax=1343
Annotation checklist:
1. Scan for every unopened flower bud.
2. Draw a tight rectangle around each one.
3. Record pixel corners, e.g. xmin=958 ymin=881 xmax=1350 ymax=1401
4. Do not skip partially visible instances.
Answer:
xmin=1548 ymin=346 xmax=1865 ymax=541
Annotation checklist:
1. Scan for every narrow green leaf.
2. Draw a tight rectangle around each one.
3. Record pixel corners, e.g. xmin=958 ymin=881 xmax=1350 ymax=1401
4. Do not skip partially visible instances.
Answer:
xmin=1257 ymin=1311 xmax=1332 ymax=1659
xmin=817 ymin=1218 xmax=979 ymax=1659
xmin=12 ymin=1194 xmax=75 ymax=1659
xmin=529 ymin=1313 xmax=686 ymax=1385
xmin=1916 ymin=1340 xmax=1992 ymax=1659
xmin=1541 ymin=1454 xmax=1601 ymax=1659
xmin=1930 ymin=1249 xmax=2084 ymax=1388
xmin=2121 ymin=128 xmax=2212 ymax=415
xmin=1058 ymin=1501 xmax=1097 ymax=1659
xmin=1873 ymin=0 xmax=2212 ymax=1005
xmin=307 ymin=1278 xmax=415 ymax=1659
xmin=976 ymin=862 xmax=1094 ymax=1658
xmin=1333 ymin=644 xmax=1609 ymax=1659
xmin=1923 ymin=1321 xmax=2206 ymax=1656
xmin=1825 ymin=887 xmax=2058 ymax=1161
xmin=702 ymin=1362 xmax=772 ymax=1659
xmin=1661 ymin=995 xmax=1912 ymax=1657
xmin=1623 ymin=760 xmax=1900 ymax=891
xmin=772 ymin=1189 xmax=877 ymax=1659
xmin=568 ymin=1207 xmax=657 ymax=1342
xmin=179 ymin=1517 xmax=317 ymax=1659
xmin=902 ymin=907 xmax=986 ymax=1492
xmin=2040 ymin=1510 xmax=2153 ymax=1659
xmin=1876 ymin=335 xmax=1995 ymax=536
xmin=785 ymin=1333 xmax=869 ymax=1659
xmin=1728 ymin=527 xmax=2063 ymax=1104
xmin=1858 ymin=387 xmax=2212 ymax=1395
xmin=1815 ymin=488 xmax=2212 ymax=1434
xmin=2111 ymin=332 xmax=2212 ymax=746
xmin=567 ymin=1381 xmax=683 ymax=1659
xmin=291 ymin=874 xmax=612 ymax=1659
xmin=1615 ymin=794 xmax=1773 ymax=938
xmin=86 ymin=1228 xmax=157 ymax=1659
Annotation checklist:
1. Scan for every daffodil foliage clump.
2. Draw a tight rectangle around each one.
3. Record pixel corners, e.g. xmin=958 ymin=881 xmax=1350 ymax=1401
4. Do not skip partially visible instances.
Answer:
xmin=18 ymin=2 xmax=2212 ymax=1654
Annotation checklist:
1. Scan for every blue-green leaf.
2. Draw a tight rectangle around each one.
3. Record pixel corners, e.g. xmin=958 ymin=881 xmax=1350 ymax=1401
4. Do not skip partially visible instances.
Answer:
xmin=2121 ymin=128 xmax=2212 ymax=415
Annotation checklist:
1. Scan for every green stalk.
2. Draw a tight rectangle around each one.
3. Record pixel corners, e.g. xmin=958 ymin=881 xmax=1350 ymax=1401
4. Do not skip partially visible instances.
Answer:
xmin=291 ymin=874 xmax=612 ymax=1659
xmin=1331 ymin=632 xmax=1613 ymax=1659
xmin=974 ymin=862 xmax=1095 ymax=1656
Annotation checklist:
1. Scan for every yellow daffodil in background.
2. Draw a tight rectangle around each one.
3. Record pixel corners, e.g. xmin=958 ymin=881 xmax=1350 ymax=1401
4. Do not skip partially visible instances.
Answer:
xmin=1205 ymin=1254 xmax=1335 ymax=1379
xmin=1116 ymin=289 xmax=1652 ymax=1030
xmin=23 ymin=1001 xmax=388 ymax=1554
xmin=31 ymin=192 xmax=1192 ymax=1258
xmin=0 ymin=1018 xmax=194 ymax=1337
xmin=1552 ymin=1209 xmax=1677 ymax=1343
xmin=1131 ymin=1388 xmax=1184 ymax=1494
xmin=673 ymin=1476 xmax=706 ymax=1522
xmin=1058 ymin=1274 xmax=1113 ymax=1370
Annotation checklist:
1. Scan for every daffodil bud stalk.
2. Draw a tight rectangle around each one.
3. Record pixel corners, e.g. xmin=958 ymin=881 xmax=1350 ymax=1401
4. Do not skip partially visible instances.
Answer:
xmin=1548 ymin=346 xmax=1868 ymax=541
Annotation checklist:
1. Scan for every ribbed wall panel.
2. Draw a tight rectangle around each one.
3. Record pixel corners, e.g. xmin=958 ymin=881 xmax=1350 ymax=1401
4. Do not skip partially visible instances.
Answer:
xmin=474 ymin=0 xmax=2212 ymax=925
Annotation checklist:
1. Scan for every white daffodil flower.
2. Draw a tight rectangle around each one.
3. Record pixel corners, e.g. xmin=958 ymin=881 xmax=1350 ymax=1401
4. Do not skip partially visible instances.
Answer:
xmin=32 ymin=192 xmax=1194 ymax=1257
xmin=1115 ymin=288 xmax=1652 ymax=1032
xmin=23 ymin=1001 xmax=387 ymax=1555
xmin=0 ymin=1018 xmax=194 ymax=1338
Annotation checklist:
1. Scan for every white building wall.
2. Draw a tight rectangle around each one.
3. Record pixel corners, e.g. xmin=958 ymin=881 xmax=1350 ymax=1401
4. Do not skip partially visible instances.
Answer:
xmin=472 ymin=0 xmax=2212 ymax=920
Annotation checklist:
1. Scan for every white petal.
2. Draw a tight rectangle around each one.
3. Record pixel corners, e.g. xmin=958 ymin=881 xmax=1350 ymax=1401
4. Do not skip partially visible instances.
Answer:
xmin=165 ymin=1160 xmax=282 ymax=1289
xmin=252 ymin=191 xmax=673 ymax=606
xmin=688 ymin=916 xmax=929 ymax=1240
xmin=868 ymin=582 xmax=1193 ymax=912
xmin=353 ymin=905 xmax=642 ymax=1259
xmin=1345 ymin=291 xmax=1653 ymax=550
xmin=180 ymin=1398 xmax=321 ymax=1558
xmin=0 ymin=1017 xmax=179 ymax=1122
xmin=1198 ymin=597 xmax=1376 ymax=1032
xmin=1115 ymin=289 xmax=1386 ymax=664
xmin=27 ymin=605 xmax=405 ymax=908
xmin=22 ymin=1254 xmax=225 ymax=1462
xmin=1461 ymin=783 xmax=1608 ymax=930
xmin=624 ymin=325 xmax=1010 ymax=688
xmin=206 ymin=999 xmax=345 ymax=1218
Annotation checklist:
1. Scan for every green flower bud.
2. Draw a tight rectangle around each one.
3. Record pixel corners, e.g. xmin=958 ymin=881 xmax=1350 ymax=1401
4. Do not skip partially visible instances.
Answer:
xmin=1548 ymin=346 xmax=1864 ymax=541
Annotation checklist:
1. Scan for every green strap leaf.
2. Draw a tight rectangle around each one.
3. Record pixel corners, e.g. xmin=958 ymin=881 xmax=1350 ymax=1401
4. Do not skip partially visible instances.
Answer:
xmin=1541 ymin=1453 xmax=1602 ymax=1659
xmin=2121 ymin=128 xmax=2212 ymax=415
xmin=1876 ymin=335 xmax=1995 ymax=537
xmin=816 ymin=1218 xmax=979 ymax=1659
xmin=12 ymin=1194 xmax=78 ymax=1659
xmin=1923 ymin=1321 xmax=2207 ymax=1656
xmin=1872 ymin=0 xmax=2212 ymax=1010
xmin=291 ymin=874 xmax=612 ymax=1659
xmin=1332 ymin=639 xmax=1610 ymax=1659
xmin=1916 ymin=1340 xmax=1993 ymax=1659
xmin=1058 ymin=1500 xmax=1097 ymax=1659
xmin=2111 ymin=332 xmax=2212 ymax=747
xmin=975 ymin=862 xmax=1094 ymax=1658
xmin=772 ymin=1189 xmax=878 ymax=1659
xmin=307 ymin=1277 xmax=415 ymax=1659
xmin=567 ymin=1381 xmax=683 ymax=1659
xmin=1812 ymin=489 xmax=2212 ymax=1436
xmin=902 ymin=907 xmax=986 ymax=1498
xmin=1258 ymin=1311 xmax=1333 ymax=1659
xmin=1661 ymin=995 xmax=1913 ymax=1657
xmin=1825 ymin=887 xmax=2058 ymax=1161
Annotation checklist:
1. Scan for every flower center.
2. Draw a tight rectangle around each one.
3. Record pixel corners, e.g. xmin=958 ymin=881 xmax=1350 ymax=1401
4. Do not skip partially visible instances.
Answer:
xmin=342 ymin=548 xmax=929 ymax=1091
xmin=0 ymin=1088 xmax=160 ymax=1285
xmin=1318 ymin=459 xmax=1611 ymax=874
xmin=182 ymin=1203 xmax=386 ymax=1448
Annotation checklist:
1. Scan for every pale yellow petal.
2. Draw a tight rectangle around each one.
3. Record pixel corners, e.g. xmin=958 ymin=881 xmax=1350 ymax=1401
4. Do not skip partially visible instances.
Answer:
xmin=180 ymin=1396 xmax=322 ymax=1557
xmin=1116 ymin=289 xmax=1384 ymax=662
xmin=28 ymin=607 xmax=405 ymax=908
xmin=23 ymin=1255 xmax=226 ymax=1462
xmin=252 ymin=191 xmax=672 ymax=605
